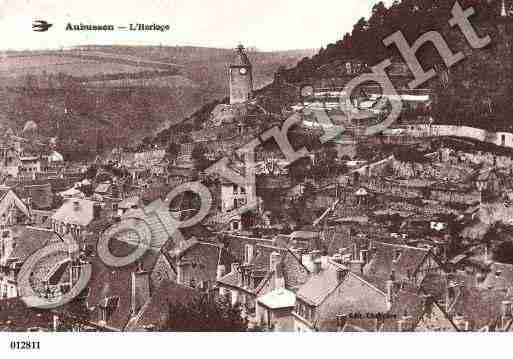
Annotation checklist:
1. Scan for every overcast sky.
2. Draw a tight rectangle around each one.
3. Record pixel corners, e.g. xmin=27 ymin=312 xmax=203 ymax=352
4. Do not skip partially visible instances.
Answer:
xmin=0 ymin=0 xmax=394 ymax=51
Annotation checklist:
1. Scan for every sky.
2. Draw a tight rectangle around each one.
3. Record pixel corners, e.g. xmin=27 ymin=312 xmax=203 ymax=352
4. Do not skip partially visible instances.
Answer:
xmin=0 ymin=0 xmax=394 ymax=51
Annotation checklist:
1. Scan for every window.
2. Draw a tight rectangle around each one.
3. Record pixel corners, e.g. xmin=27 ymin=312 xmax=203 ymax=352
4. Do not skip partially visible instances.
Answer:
xmin=394 ymin=250 xmax=402 ymax=262
xmin=100 ymin=307 xmax=107 ymax=323
xmin=244 ymin=244 xmax=253 ymax=263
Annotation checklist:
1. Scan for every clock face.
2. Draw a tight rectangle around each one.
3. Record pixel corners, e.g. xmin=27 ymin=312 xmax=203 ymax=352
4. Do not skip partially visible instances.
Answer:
xmin=239 ymin=67 xmax=248 ymax=75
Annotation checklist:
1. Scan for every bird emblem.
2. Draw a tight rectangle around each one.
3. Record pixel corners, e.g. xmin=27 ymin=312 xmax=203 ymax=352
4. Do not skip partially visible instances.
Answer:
xmin=32 ymin=20 xmax=53 ymax=32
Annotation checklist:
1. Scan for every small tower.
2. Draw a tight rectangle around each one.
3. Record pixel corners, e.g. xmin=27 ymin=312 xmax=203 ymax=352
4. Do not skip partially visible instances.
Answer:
xmin=229 ymin=44 xmax=253 ymax=104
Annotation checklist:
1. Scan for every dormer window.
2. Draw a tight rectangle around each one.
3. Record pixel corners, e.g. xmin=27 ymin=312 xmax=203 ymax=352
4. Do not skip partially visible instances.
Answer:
xmin=394 ymin=250 xmax=402 ymax=262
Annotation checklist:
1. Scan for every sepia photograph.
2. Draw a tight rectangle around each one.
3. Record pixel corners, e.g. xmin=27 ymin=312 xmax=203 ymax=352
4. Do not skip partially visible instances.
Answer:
xmin=0 ymin=0 xmax=513 ymax=357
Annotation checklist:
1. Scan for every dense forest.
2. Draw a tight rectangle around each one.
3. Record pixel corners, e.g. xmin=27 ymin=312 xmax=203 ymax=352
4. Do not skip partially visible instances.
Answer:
xmin=283 ymin=0 xmax=509 ymax=82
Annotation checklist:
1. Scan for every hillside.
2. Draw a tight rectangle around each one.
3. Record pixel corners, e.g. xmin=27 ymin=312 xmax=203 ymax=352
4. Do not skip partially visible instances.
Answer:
xmin=280 ymin=0 xmax=513 ymax=132
xmin=0 ymin=46 xmax=314 ymax=159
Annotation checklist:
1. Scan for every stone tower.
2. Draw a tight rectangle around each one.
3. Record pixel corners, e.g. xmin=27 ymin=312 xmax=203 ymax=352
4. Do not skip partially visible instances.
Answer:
xmin=229 ymin=44 xmax=253 ymax=104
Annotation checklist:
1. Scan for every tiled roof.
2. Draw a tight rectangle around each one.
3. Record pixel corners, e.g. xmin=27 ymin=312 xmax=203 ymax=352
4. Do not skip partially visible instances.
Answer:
xmin=281 ymin=249 xmax=310 ymax=290
xmin=125 ymin=279 xmax=201 ymax=331
xmin=258 ymin=288 xmax=296 ymax=309
xmin=52 ymin=199 xmax=96 ymax=227
xmin=8 ymin=226 xmax=60 ymax=263
xmin=451 ymin=286 xmax=513 ymax=330
xmin=296 ymin=260 xmax=386 ymax=307
xmin=0 ymin=188 xmax=30 ymax=219
xmin=95 ymin=182 xmax=111 ymax=194
xmin=363 ymin=241 xmax=432 ymax=282
xmin=118 ymin=196 xmax=140 ymax=209
xmin=85 ymin=239 xmax=161 ymax=331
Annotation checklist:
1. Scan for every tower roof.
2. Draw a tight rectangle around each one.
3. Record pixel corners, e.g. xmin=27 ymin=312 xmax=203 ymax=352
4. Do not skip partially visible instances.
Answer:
xmin=231 ymin=44 xmax=252 ymax=67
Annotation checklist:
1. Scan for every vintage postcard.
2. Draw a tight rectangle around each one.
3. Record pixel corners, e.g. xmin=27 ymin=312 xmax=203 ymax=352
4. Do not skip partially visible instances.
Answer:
xmin=0 ymin=0 xmax=513 ymax=357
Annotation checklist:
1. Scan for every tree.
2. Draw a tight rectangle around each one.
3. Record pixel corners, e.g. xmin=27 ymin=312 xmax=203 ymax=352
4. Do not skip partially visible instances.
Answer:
xmin=191 ymin=144 xmax=209 ymax=171
xmin=85 ymin=165 xmax=98 ymax=179
xmin=52 ymin=194 xmax=64 ymax=209
xmin=164 ymin=295 xmax=247 ymax=332
xmin=493 ymin=241 xmax=513 ymax=265
xmin=288 ymin=156 xmax=312 ymax=182
xmin=166 ymin=142 xmax=181 ymax=163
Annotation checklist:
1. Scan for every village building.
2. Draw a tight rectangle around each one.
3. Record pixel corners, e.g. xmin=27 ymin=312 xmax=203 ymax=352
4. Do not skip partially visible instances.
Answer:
xmin=216 ymin=234 xmax=310 ymax=329
xmin=292 ymin=259 xmax=389 ymax=332
xmin=0 ymin=226 xmax=63 ymax=299
xmin=51 ymin=199 xmax=101 ymax=240
xmin=0 ymin=186 xmax=30 ymax=228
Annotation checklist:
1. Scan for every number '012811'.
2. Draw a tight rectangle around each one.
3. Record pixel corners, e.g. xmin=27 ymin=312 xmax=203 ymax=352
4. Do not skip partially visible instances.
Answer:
xmin=10 ymin=341 xmax=40 ymax=350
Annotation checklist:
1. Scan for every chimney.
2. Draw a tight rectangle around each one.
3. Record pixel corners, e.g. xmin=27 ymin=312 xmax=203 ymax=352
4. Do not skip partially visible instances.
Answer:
xmin=131 ymin=268 xmax=151 ymax=316
xmin=73 ymin=200 xmax=80 ymax=211
xmin=231 ymin=262 xmax=240 ymax=274
xmin=386 ymin=276 xmax=395 ymax=310
xmin=336 ymin=267 xmax=349 ymax=283
xmin=270 ymin=251 xmax=282 ymax=273
xmin=93 ymin=203 xmax=102 ymax=219
xmin=445 ymin=280 xmax=461 ymax=312
xmin=311 ymin=250 xmax=322 ymax=262
xmin=216 ymin=264 xmax=226 ymax=281
xmin=270 ymin=251 xmax=285 ymax=289
xmin=231 ymin=262 xmax=243 ymax=287
xmin=53 ymin=314 xmax=60 ymax=332
xmin=301 ymin=253 xmax=314 ymax=272
xmin=313 ymin=259 xmax=322 ymax=274
xmin=336 ymin=314 xmax=347 ymax=332
xmin=360 ymin=249 xmax=369 ymax=264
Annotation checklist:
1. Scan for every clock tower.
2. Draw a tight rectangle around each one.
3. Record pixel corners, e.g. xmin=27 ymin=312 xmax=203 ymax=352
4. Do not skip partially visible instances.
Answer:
xmin=229 ymin=44 xmax=253 ymax=104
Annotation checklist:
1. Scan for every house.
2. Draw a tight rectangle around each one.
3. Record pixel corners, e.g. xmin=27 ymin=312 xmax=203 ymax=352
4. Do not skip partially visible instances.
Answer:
xmin=292 ymin=259 xmax=389 ymax=332
xmin=93 ymin=181 xmax=122 ymax=201
xmin=51 ymin=199 xmax=101 ymax=240
xmin=0 ymin=146 xmax=20 ymax=178
xmin=220 ymin=180 xmax=249 ymax=214
xmin=19 ymin=155 xmax=41 ymax=178
xmin=125 ymin=279 xmax=201 ymax=331
xmin=0 ymin=186 xmax=30 ymax=227
xmin=0 ymin=226 xmax=62 ymax=299
xmin=61 ymin=235 xmax=185 ymax=332
xmin=217 ymin=235 xmax=310 ymax=328
xmin=14 ymin=182 xmax=53 ymax=210
xmin=116 ymin=196 xmax=141 ymax=217
xmin=363 ymin=241 xmax=443 ymax=287
xmin=169 ymin=239 xmax=235 ymax=292
xmin=421 ymin=272 xmax=513 ymax=331
xmin=78 ymin=239 xmax=163 ymax=331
